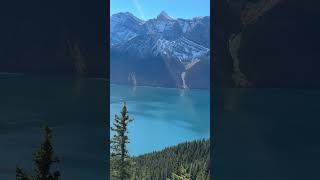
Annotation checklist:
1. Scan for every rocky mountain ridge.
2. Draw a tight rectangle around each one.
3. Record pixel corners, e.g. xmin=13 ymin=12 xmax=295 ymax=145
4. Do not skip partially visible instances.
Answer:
xmin=110 ymin=11 xmax=210 ymax=89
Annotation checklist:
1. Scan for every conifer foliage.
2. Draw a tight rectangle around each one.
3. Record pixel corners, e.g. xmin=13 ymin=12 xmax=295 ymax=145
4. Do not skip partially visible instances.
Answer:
xmin=16 ymin=126 xmax=60 ymax=180
xmin=132 ymin=139 xmax=210 ymax=180
xmin=111 ymin=102 xmax=133 ymax=180
xmin=167 ymin=166 xmax=191 ymax=180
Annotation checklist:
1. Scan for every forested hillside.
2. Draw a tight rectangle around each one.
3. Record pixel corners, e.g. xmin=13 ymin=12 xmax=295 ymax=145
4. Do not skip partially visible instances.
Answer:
xmin=129 ymin=139 xmax=210 ymax=180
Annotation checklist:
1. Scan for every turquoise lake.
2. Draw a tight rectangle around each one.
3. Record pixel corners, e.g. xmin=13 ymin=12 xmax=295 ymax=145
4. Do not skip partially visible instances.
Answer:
xmin=110 ymin=84 xmax=210 ymax=156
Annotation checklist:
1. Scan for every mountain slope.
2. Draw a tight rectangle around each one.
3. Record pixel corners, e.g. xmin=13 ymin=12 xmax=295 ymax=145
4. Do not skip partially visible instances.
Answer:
xmin=129 ymin=139 xmax=210 ymax=180
xmin=110 ymin=12 xmax=145 ymax=45
xmin=110 ymin=11 xmax=210 ymax=89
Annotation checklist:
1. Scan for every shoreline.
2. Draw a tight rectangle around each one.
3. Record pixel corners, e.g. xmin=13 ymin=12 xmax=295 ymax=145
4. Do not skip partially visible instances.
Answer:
xmin=110 ymin=83 xmax=210 ymax=91
xmin=131 ymin=138 xmax=210 ymax=157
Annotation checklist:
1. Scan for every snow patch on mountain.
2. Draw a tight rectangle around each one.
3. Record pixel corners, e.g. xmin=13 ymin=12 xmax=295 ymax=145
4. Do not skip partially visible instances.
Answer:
xmin=152 ymin=37 xmax=209 ymax=67
xmin=111 ymin=12 xmax=144 ymax=25
xmin=110 ymin=11 xmax=210 ymax=89
xmin=177 ymin=19 xmax=191 ymax=33
xmin=110 ymin=12 xmax=145 ymax=45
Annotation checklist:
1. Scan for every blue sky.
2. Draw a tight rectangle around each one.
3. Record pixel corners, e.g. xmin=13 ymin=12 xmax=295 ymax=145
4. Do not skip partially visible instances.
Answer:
xmin=110 ymin=0 xmax=210 ymax=20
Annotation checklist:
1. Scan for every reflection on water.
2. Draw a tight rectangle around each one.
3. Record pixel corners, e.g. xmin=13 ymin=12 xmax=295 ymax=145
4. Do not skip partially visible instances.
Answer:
xmin=213 ymin=88 xmax=320 ymax=180
xmin=110 ymin=84 xmax=210 ymax=156
xmin=0 ymin=76 xmax=107 ymax=180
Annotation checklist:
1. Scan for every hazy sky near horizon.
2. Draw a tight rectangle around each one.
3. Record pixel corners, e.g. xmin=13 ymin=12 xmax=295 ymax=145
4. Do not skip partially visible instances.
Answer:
xmin=110 ymin=0 xmax=210 ymax=20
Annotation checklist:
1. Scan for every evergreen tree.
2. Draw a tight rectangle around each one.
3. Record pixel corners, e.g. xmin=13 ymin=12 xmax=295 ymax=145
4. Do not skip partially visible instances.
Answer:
xmin=33 ymin=126 xmax=60 ymax=180
xmin=16 ymin=167 xmax=32 ymax=180
xmin=111 ymin=102 xmax=133 ymax=180
xmin=129 ymin=160 xmax=139 ymax=180
xmin=16 ymin=126 xmax=60 ymax=180
xmin=168 ymin=166 xmax=191 ymax=180
xmin=131 ymin=139 xmax=210 ymax=180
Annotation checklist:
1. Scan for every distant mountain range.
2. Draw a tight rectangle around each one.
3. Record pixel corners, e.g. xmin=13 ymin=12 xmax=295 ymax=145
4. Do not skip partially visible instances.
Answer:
xmin=110 ymin=11 xmax=210 ymax=89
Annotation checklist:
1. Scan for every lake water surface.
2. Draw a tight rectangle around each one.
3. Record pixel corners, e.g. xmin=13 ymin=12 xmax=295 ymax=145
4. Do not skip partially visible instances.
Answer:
xmin=0 ymin=76 xmax=210 ymax=179
xmin=6 ymin=77 xmax=319 ymax=179
xmin=110 ymin=84 xmax=210 ymax=156
xmin=0 ymin=76 xmax=107 ymax=180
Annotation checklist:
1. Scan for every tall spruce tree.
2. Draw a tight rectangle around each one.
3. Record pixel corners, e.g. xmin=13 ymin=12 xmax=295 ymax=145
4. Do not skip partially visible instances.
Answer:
xmin=16 ymin=167 xmax=32 ymax=180
xmin=167 ymin=166 xmax=191 ymax=180
xmin=111 ymin=102 xmax=133 ymax=180
xmin=16 ymin=126 xmax=60 ymax=180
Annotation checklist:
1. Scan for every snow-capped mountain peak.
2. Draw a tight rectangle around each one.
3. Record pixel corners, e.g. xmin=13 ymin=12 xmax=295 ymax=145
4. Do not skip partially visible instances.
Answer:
xmin=157 ymin=11 xmax=173 ymax=20
xmin=111 ymin=11 xmax=210 ymax=60
xmin=110 ymin=12 xmax=146 ymax=45
xmin=110 ymin=11 xmax=210 ymax=89
xmin=111 ymin=12 xmax=144 ymax=24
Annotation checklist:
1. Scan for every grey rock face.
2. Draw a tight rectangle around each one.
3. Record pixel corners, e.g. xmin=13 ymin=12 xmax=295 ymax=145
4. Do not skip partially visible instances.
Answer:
xmin=110 ymin=11 xmax=210 ymax=89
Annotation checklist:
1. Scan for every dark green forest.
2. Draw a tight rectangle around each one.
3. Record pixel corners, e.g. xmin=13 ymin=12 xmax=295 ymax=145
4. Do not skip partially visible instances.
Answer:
xmin=130 ymin=139 xmax=210 ymax=180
